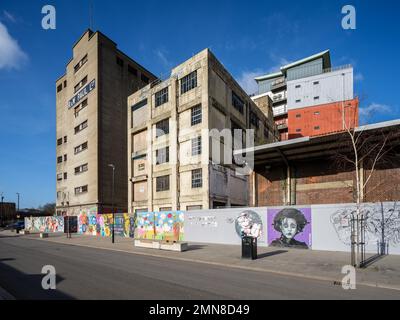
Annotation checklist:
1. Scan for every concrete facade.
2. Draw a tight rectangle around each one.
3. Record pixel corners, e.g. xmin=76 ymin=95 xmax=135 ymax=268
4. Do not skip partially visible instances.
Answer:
xmin=56 ymin=29 xmax=156 ymax=216
xmin=128 ymin=49 xmax=278 ymax=214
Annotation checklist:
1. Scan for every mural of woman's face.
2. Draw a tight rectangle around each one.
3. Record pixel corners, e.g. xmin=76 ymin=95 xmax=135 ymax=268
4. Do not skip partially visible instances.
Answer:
xmin=281 ymin=217 xmax=298 ymax=239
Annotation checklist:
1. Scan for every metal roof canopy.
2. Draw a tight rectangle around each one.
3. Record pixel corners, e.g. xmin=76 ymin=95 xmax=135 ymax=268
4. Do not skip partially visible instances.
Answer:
xmin=254 ymin=50 xmax=331 ymax=82
xmin=234 ymin=120 xmax=400 ymax=166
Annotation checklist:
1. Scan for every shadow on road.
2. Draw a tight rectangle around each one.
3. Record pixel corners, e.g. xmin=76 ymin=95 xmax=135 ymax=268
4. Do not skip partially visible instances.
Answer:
xmin=0 ymin=259 xmax=75 ymax=300
xmin=257 ymin=250 xmax=288 ymax=260
xmin=185 ymin=245 xmax=207 ymax=251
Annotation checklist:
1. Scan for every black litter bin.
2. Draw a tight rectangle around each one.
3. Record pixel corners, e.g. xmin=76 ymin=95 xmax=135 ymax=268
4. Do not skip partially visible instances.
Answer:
xmin=241 ymin=236 xmax=257 ymax=260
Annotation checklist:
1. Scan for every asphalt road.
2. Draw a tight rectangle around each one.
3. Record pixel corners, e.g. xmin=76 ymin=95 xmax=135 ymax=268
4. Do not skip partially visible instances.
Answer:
xmin=0 ymin=234 xmax=399 ymax=300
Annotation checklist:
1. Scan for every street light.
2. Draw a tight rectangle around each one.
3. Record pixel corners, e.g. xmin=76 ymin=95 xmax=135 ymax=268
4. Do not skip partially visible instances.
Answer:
xmin=108 ymin=164 xmax=115 ymax=244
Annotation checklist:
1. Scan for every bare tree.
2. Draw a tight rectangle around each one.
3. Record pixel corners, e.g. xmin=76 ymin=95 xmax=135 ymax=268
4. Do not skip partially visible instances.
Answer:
xmin=332 ymin=101 xmax=400 ymax=266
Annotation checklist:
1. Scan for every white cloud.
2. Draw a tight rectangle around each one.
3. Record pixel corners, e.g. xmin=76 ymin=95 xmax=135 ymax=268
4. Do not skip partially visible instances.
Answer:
xmin=3 ymin=10 xmax=16 ymax=23
xmin=0 ymin=22 xmax=28 ymax=70
xmin=237 ymin=70 xmax=263 ymax=95
xmin=155 ymin=48 xmax=172 ymax=70
xmin=359 ymin=103 xmax=391 ymax=120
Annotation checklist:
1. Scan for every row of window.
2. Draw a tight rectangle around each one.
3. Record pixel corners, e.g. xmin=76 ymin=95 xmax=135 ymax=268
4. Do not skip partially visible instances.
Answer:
xmin=134 ymin=205 xmax=203 ymax=213
xmin=117 ymin=56 xmax=150 ymax=84
xmin=75 ymin=185 xmax=88 ymax=195
xmin=57 ymin=136 xmax=68 ymax=146
xmin=149 ymin=70 xmax=199 ymax=109
xmin=58 ymin=141 xmax=88 ymax=164
xmin=74 ymin=98 xmax=88 ymax=118
xmin=57 ymin=80 xmax=67 ymax=93
xmin=74 ymin=141 xmax=88 ymax=154
xmin=154 ymin=136 xmax=202 ymax=166
xmin=57 ymin=154 xmax=67 ymax=164
xmin=74 ymin=75 xmax=88 ymax=94
xmin=295 ymin=126 xmax=320 ymax=133
xmin=154 ymin=104 xmax=202 ymax=139
xmin=232 ymin=91 xmax=245 ymax=114
xmin=74 ymin=54 xmax=88 ymax=73
xmin=295 ymin=111 xmax=321 ymax=118
xmin=295 ymin=96 xmax=320 ymax=103
xmin=57 ymin=172 xmax=67 ymax=181
xmin=155 ymin=169 xmax=203 ymax=192
xmin=74 ymin=120 xmax=88 ymax=134
xmin=57 ymin=163 xmax=88 ymax=181
xmin=295 ymin=81 xmax=320 ymax=89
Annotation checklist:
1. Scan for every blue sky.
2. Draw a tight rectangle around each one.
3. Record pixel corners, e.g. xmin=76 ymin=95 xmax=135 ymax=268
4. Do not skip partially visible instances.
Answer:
xmin=0 ymin=0 xmax=399 ymax=208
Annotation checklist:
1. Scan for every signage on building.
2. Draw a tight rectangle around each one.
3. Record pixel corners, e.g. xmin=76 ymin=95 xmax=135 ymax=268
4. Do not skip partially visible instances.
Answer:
xmin=68 ymin=79 xmax=96 ymax=109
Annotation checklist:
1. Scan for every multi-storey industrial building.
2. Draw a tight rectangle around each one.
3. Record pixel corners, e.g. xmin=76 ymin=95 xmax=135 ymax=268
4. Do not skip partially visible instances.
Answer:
xmin=55 ymin=29 xmax=156 ymax=216
xmin=128 ymin=49 xmax=277 ymax=213
xmin=252 ymin=50 xmax=359 ymax=140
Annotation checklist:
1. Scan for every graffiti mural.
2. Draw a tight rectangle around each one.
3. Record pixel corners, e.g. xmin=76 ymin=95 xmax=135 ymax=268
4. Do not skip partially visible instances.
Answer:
xmin=135 ymin=212 xmax=155 ymax=240
xmin=234 ymin=210 xmax=263 ymax=239
xmin=24 ymin=216 xmax=64 ymax=233
xmin=135 ymin=211 xmax=184 ymax=241
xmin=268 ymin=208 xmax=311 ymax=249
xmin=96 ymin=214 xmax=113 ymax=237
xmin=154 ymin=211 xmax=184 ymax=242
xmin=331 ymin=203 xmax=400 ymax=247
xmin=78 ymin=212 xmax=97 ymax=236
xmin=114 ymin=214 xmax=133 ymax=238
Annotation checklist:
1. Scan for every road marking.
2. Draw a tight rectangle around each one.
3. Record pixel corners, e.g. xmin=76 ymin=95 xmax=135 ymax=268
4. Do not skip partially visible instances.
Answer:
xmin=24 ymin=235 xmax=400 ymax=292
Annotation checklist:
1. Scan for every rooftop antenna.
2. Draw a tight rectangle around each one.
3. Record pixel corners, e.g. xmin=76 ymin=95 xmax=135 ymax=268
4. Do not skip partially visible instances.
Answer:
xmin=89 ymin=0 xmax=94 ymax=30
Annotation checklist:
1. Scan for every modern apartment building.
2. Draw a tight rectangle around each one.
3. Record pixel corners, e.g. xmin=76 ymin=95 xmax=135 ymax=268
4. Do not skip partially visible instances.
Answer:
xmin=56 ymin=29 xmax=156 ymax=216
xmin=252 ymin=50 xmax=359 ymax=140
xmin=128 ymin=49 xmax=277 ymax=213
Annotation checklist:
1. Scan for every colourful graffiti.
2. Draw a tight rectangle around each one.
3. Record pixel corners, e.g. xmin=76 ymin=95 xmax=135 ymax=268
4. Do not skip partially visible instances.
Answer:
xmin=96 ymin=214 xmax=113 ymax=237
xmin=78 ymin=212 xmax=97 ymax=236
xmin=135 ymin=211 xmax=184 ymax=241
xmin=25 ymin=216 xmax=64 ymax=233
xmin=135 ymin=212 xmax=155 ymax=240
xmin=114 ymin=213 xmax=133 ymax=238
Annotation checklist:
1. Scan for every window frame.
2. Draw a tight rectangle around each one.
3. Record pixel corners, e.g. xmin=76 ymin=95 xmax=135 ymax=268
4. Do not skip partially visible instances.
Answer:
xmin=191 ymin=169 xmax=203 ymax=188
xmin=155 ymin=87 xmax=169 ymax=107
xmin=180 ymin=70 xmax=198 ymax=94
xmin=191 ymin=104 xmax=202 ymax=126
xmin=155 ymin=118 xmax=169 ymax=138
xmin=156 ymin=175 xmax=170 ymax=192
xmin=191 ymin=136 xmax=202 ymax=156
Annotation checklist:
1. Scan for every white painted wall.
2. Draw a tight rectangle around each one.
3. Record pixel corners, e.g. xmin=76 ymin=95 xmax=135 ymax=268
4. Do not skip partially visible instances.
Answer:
xmin=287 ymin=67 xmax=353 ymax=110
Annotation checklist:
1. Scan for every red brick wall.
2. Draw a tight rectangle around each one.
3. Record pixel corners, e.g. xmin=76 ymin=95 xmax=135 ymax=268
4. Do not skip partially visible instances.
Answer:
xmin=288 ymin=98 xmax=359 ymax=140
xmin=256 ymin=165 xmax=287 ymax=206
xmin=256 ymin=157 xmax=400 ymax=207
xmin=294 ymin=160 xmax=355 ymax=205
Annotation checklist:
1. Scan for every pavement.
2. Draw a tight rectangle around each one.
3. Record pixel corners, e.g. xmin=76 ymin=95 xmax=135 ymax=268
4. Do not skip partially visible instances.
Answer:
xmin=0 ymin=230 xmax=400 ymax=299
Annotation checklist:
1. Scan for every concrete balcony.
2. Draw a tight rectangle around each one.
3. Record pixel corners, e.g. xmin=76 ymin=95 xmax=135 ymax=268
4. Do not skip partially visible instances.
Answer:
xmin=271 ymin=77 xmax=286 ymax=91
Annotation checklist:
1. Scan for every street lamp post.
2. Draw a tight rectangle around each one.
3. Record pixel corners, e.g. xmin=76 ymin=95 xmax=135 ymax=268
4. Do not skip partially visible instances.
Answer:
xmin=0 ymin=192 xmax=4 ymax=225
xmin=108 ymin=164 xmax=115 ymax=244
xmin=16 ymin=193 xmax=20 ymax=212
